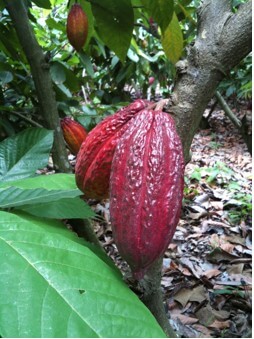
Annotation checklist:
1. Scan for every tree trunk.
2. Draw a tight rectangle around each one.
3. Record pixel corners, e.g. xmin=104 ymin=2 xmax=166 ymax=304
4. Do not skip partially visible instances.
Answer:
xmin=4 ymin=0 xmax=71 ymax=173
xmin=171 ymin=0 xmax=252 ymax=162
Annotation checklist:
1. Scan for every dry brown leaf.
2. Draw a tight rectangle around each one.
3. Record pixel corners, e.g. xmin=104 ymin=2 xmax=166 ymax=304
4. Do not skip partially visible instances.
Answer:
xmin=174 ymin=285 xmax=207 ymax=308
xmin=192 ymin=324 xmax=213 ymax=337
xmin=223 ymin=235 xmax=246 ymax=246
xmin=186 ymin=233 xmax=203 ymax=239
xmin=210 ymin=200 xmax=224 ymax=210
xmin=207 ymin=247 xmax=239 ymax=263
xmin=174 ymin=288 xmax=194 ymax=307
xmin=180 ymin=267 xmax=192 ymax=276
xmin=189 ymin=285 xmax=207 ymax=303
xmin=227 ymin=263 xmax=244 ymax=275
xmin=208 ymin=319 xmax=231 ymax=329
xmin=210 ymin=234 xmax=220 ymax=248
xmin=168 ymin=243 xmax=177 ymax=250
xmin=180 ymin=257 xmax=204 ymax=278
xmin=175 ymin=314 xmax=199 ymax=325
xmin=203 ymin=268 xmax=222 ymax=279
xmin=220 ymin=242 xmax=235 ymax=253
xmin=196 ymin=305 xmax=216 ymax=326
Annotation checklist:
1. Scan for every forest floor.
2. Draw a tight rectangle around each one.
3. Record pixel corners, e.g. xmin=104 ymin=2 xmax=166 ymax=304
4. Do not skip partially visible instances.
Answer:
xmin=89 ymin=103 xmax=252 ymax=338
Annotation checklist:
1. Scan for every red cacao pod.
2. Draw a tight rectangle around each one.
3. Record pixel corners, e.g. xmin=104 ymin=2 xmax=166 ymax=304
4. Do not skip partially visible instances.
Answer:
xmin=61 ymin=117 xmax=88 ymax=155
xmin=75 ymin=99 xmax=151 ymax=200
xmin=110 ymin=109 xmax=184 ymax=279
xmin=67 ymin=3 xmax=88 ymax=51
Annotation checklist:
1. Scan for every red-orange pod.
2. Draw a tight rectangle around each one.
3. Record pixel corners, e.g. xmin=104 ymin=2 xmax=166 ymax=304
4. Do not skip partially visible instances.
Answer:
xmin=67 ymin=3 xmax=88 ymax=51
xmin=75 ymin=99 xmax=151 ymax=200
xmin=61 ymin=117 xmax=88 ymax=155
xmin=110 ymin=109 xmax=185 ymax=279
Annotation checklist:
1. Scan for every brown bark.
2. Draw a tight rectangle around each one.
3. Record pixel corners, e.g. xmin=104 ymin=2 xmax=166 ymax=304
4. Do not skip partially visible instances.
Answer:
xmin=4 ymin=0 xmax=71 ymax=173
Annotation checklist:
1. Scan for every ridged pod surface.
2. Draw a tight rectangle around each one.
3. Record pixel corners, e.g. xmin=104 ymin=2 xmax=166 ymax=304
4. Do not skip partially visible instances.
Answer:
xmin=67 ymin=3 xmax=88 ymax=51
xmin=110 ymin=109 xmax=184 ymax=279
xmin=75 ymin=99 xmax=151 ymax=200
xmin=60 ymin=117 xmax=88 ymax=155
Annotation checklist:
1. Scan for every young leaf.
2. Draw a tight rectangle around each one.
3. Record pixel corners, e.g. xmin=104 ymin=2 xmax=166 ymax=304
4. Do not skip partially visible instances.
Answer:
xmin=0 ymin=211 xmax=166 ymax=338
xmin=161 ymin=12 xmax=183 ymax=64
xmin=90 ymin=0 xmax=134 ymax=62
xmin=0 ymin=127 xmax=53 ymax=182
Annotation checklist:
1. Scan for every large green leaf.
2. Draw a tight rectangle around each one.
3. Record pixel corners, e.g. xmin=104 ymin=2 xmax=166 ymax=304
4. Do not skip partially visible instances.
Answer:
xmin=0 ymin=173 xmax=78 ymax=190
xmin=141 ymin=0 xmax=174 ymax=33
xmin=0 ymin=186 xmax=80 ymax=208
xmin=0 ymin=211 xmax=166 ymax=338
xmin=161 ymin=12 xmax=183 ymax=63
xmin=0 ymin=128 xmax=53 ymax=182
xmin=0 ymin=174 xmax=95 ymax=219
xmin=18 ymin=197 xmax=95 ymax=219
xmin=90 ymin=0 xmax=134 ymax=62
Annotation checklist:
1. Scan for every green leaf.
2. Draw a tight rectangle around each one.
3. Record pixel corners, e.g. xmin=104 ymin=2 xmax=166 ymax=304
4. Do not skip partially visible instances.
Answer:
xmin=18 ymin=197 xmax=96 ymax=219
xmin=91 ymin=0 xmax=134 ymax=62
xmin=161 ymin=12 xmax=183 ymax=64
xmin=141 ymin=0 xmax=174 ymax=33
xmin=0 ymin=128 xmax=53 ymax=182
xmin=50 ymin=61 xmax=66 ymax=84
xmin=0 ymin=173 xmax=78 ymax=190
xmin=31 ymin=0 xmax=51 ymax=9
xmin=0 ymin=211 xmax=166 ymax=338
xmin=0 ymin=70 xmax=13 ymax=84
xmin=0 ymin=174 xmax=95 ymax=219
xmin=78 ymin=51 xmax=95 ymax=77
xmin=0 ymin=186 xmax=81 ymax=208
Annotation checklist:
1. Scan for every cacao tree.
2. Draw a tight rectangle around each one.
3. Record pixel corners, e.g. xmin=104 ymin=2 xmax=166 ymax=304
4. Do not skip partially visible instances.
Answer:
xmin=0 ymin=0 xmax=251 ymax=337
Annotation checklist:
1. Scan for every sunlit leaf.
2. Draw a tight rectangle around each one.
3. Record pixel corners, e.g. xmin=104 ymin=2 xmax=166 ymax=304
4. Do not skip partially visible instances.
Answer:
xmin=161 ymin=12 xmax=183 ymax=63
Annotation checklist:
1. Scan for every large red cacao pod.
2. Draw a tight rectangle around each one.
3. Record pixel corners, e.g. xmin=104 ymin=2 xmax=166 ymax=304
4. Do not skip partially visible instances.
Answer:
xmin=75 ymin=99 xmax=150 ymax=200
xmin=109 ymin=109 xmax=185 ymax=279
xmin=67 ymin=3 xmax=88 ymax=51
xmin=60 ymin=117 xmax=88 ymax=155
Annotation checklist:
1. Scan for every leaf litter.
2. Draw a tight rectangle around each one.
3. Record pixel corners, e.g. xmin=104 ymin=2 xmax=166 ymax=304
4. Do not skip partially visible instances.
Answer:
xmin=76 ymin=105 xmax=252 ymax=338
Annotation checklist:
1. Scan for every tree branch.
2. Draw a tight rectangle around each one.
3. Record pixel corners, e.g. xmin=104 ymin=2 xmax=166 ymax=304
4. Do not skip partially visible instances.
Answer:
xmin=215 ymin=91 xmax=242 ymax=129
xmin=5 ymin=110 xmax=44 ymax=128
xmin=4 ymin=0 xmax=71 ymax=173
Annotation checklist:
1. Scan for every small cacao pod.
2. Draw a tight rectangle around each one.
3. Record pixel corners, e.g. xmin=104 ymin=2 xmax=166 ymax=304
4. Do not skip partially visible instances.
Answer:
xmin=75 ymin=99 xmax=151 ymax=200
xmin=110 ymin=109 xmax=184 ymax=279
xmin=67 ymin=3 xmax=88 ymax=51
xmin=61 ymin=117 xmax=88 ymax=155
